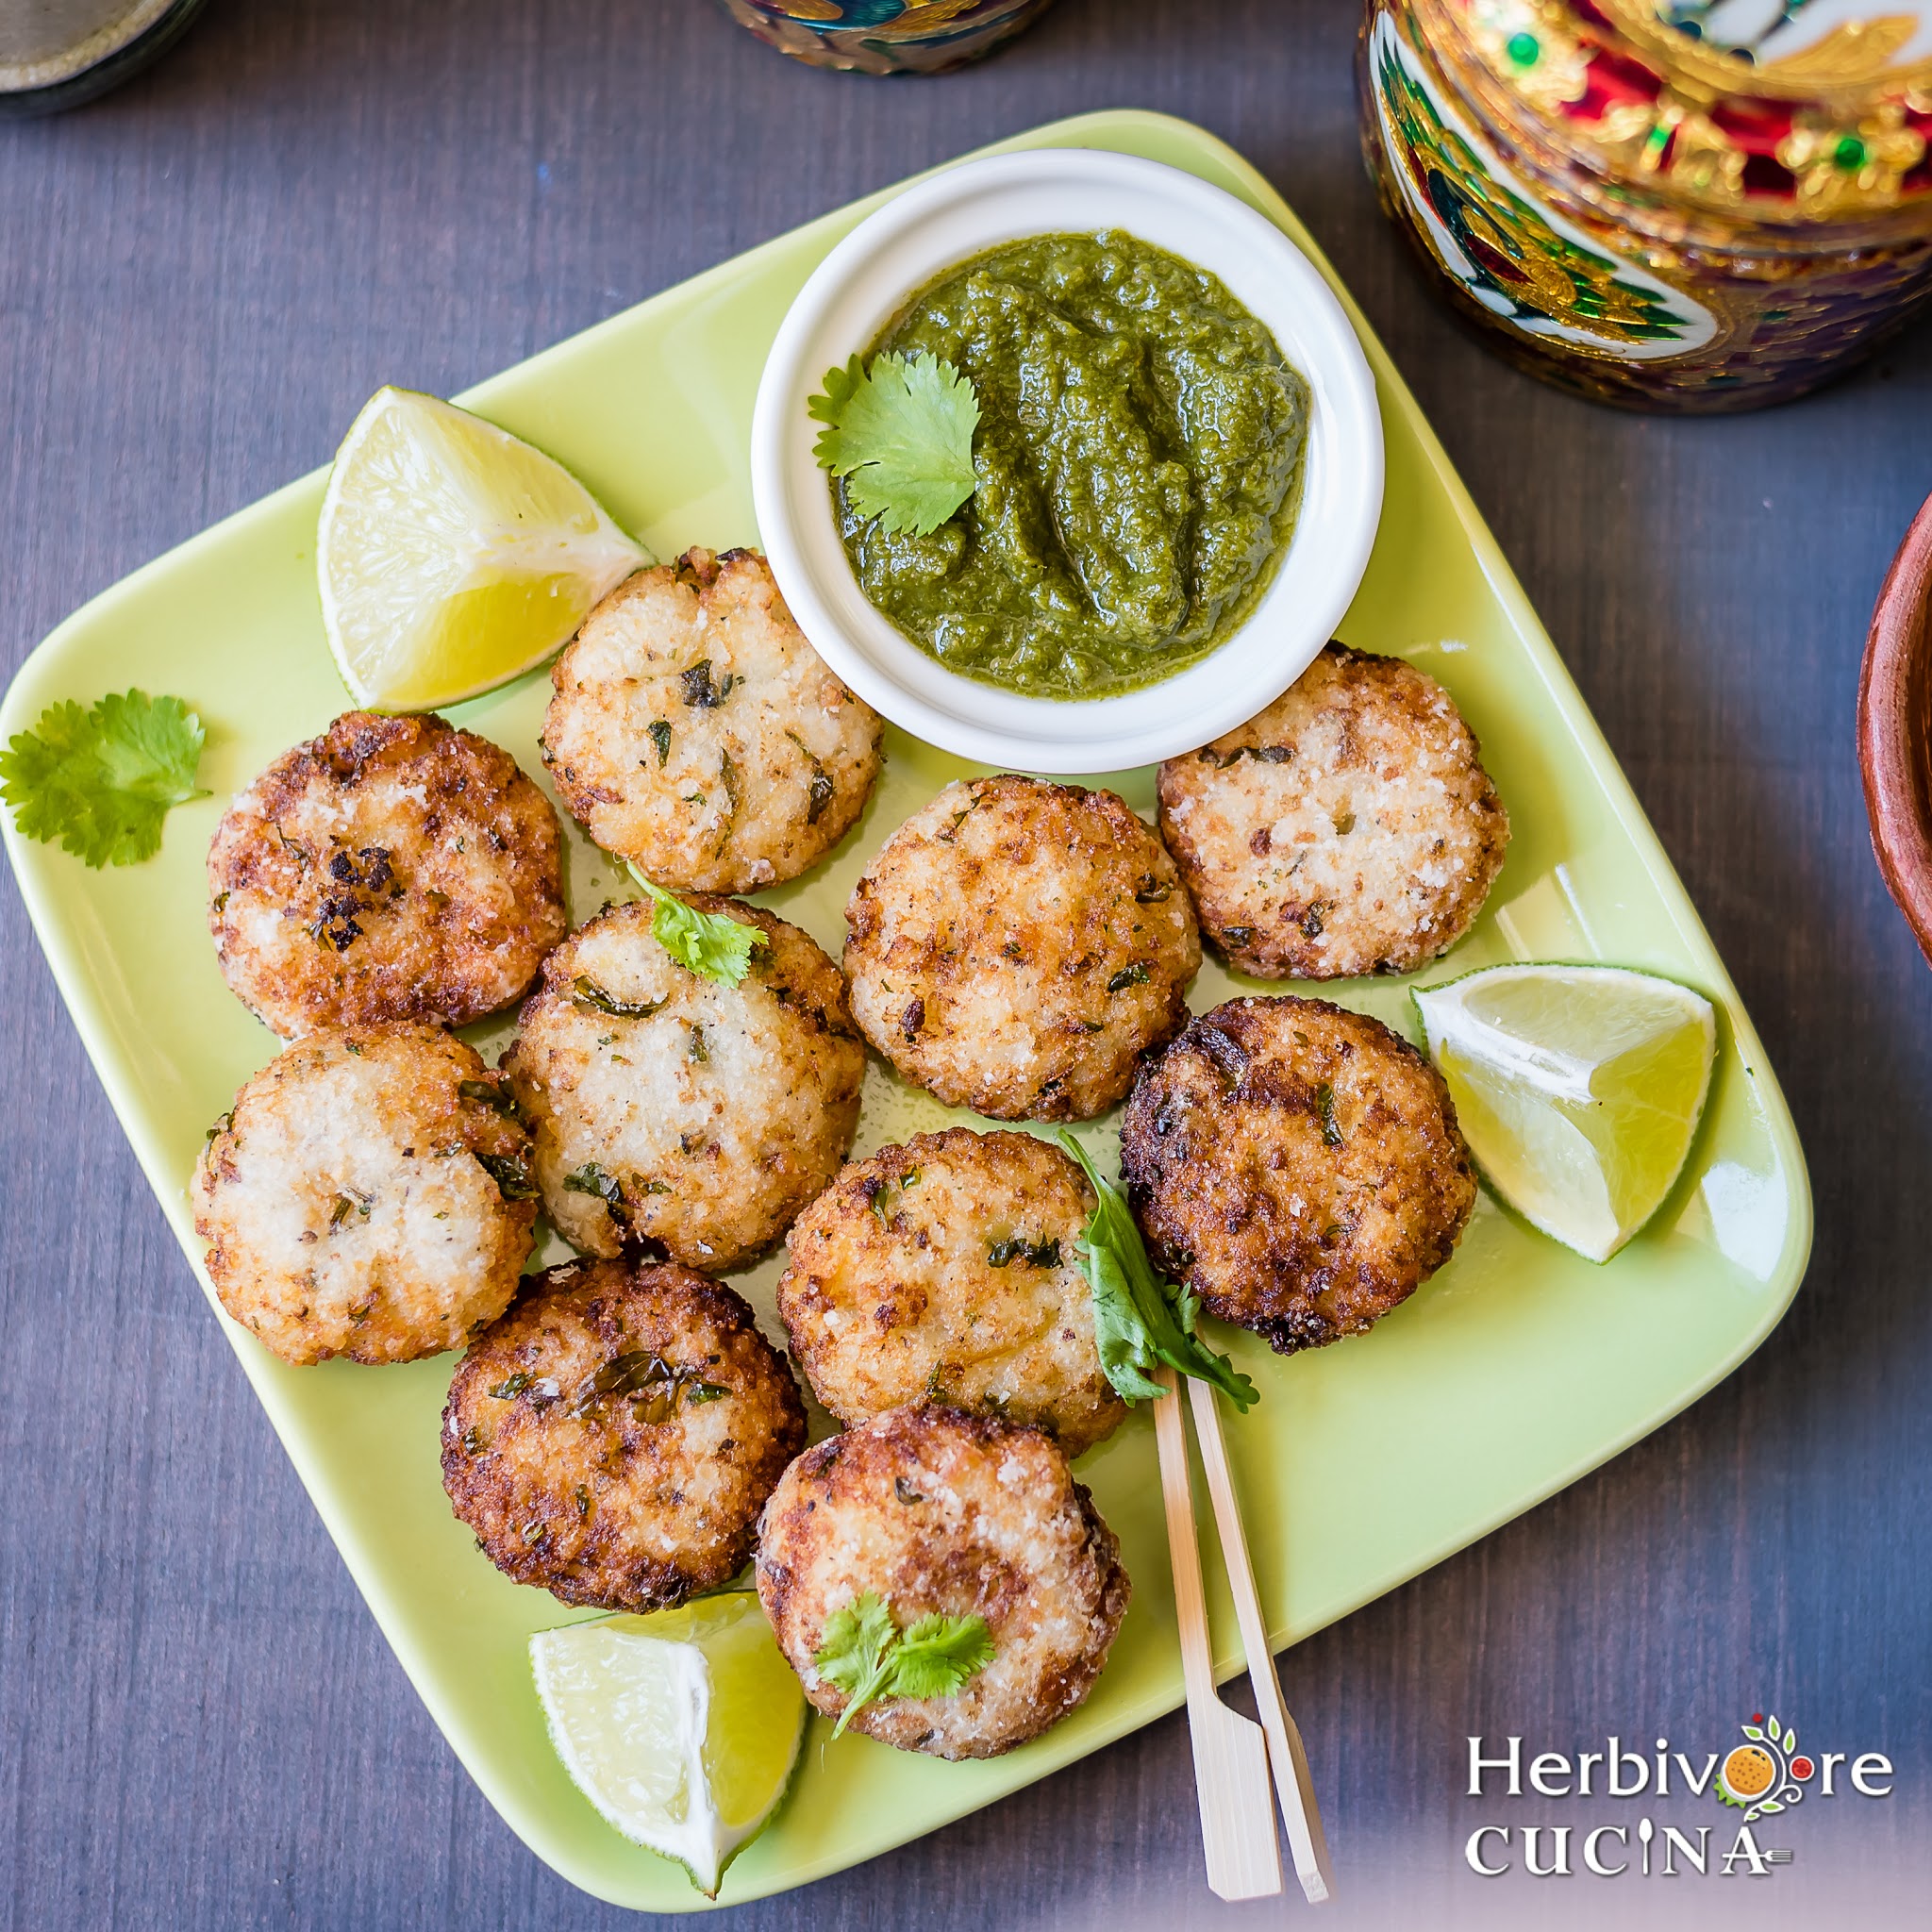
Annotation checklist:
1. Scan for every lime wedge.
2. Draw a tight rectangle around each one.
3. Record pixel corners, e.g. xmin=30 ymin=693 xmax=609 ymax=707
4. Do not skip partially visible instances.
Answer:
xmin=1412 ymin=963 xmax=1716 ymax=1263
xmin=317 ymin=386 xmax=649 ymax=710
xmin=530 ymin=1593 xmax=806 ymax=1898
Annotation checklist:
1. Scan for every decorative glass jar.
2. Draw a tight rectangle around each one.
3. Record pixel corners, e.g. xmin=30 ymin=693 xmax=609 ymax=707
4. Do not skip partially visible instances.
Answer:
xmin=715 ymin=0 xmax=1056 ymax=75
xmin=1358 ymin=0 xmax=1932 ymax=409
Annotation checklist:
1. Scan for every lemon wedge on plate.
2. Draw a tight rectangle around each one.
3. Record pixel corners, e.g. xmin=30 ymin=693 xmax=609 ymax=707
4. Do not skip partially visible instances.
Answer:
xmin=530 ymin=1592 xmax=806 ymax=1898
xmin=318 ymin=386 xmax=649 ymax=710
xmin=1412 ymin=963 xmax=1716 ymax=1263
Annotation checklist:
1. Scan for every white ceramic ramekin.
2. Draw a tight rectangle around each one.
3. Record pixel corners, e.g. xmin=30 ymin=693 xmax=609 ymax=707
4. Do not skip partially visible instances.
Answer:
xmin=750 ymin=149 xmax=1384 ymax=774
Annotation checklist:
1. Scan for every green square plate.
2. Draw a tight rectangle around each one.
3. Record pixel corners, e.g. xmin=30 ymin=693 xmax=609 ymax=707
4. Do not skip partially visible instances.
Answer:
xmin=0 ymin=111 xmax=1810 ymax=1910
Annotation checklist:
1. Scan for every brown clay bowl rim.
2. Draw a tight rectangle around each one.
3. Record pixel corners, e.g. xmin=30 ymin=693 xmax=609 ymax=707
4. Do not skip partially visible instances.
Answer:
xmin=1857 ymin=491 xmax=1932 ymax=970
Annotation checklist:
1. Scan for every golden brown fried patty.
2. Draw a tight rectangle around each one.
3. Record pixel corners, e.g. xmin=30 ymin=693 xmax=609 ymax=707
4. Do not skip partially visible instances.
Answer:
xmin=207 ymin=710 xmax=567 ymax=1036
xmin=842 ymin=775 xmax=1199 ymax=1122
xmin=778 ymin=1128 xmax=1126 ymax=1457
xmin=502 ymin=896 xmax=866 ymax=1272
xmin=756 ymin=1404 xmax=1129 ymax=1759
xmin=443 ymin=1258 xmax=807 ymax=1611
xmin=1157 ymin=644 xmax=1508 ymax=979
xmin=1121 ymin=995 xmax=1476 ymax=1354
xmin=541 ymin=547 xmax=883 ymax=892
xmin=192 ymin=1024 xmax=537 ymax=1365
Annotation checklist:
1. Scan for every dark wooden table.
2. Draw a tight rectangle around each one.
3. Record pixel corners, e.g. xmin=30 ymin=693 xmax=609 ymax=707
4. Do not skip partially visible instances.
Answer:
xmin=4 ymin=4 xmax=1928 ymax=1926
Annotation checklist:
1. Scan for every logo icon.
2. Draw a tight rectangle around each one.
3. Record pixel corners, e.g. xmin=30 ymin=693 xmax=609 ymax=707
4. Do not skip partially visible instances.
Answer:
xmin=1716 ymin=1712 xmax=1812 ymax=1823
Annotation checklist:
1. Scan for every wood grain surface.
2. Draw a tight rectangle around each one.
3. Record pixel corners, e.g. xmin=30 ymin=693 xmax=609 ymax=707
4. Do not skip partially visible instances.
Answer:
xmin=3 ymin=4 xmax=1929 ymax=1926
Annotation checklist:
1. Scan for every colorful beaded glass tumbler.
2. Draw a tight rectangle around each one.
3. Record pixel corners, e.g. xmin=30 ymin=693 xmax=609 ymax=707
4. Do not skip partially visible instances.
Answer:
xmin=714 ymin=0 xmax=1055 ymax=75
xmin=1357 ymin=1 xmax=1932 ymax=409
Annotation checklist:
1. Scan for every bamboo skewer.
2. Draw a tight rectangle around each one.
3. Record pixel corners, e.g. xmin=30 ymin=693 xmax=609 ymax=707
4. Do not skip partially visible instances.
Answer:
xmin=1151 ymin=1363 xmax=1283 ymax=1902
xmin=1187 ymin=1375 xmax=1337 ymax=1907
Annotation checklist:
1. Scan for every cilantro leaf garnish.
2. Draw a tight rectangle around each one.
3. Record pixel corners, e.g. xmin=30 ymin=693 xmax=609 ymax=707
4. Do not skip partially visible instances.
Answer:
xmin=1056 ymin=1132 xmax=1258 ymax=1412
xmin=625 ymin=865 xmax=768 ymax=988
xmin=0 ymin=690 xmax=208 ymax=868
xmin=890 ymin=1613 xmax=998 ymax=1700
xmin=815 ymin=1593 xmax=894 ymax=1736
xmin=813 ymin=1591 xmax=994 ymax=1739
xmin=808 ymin=351 xmax=980 ymax=537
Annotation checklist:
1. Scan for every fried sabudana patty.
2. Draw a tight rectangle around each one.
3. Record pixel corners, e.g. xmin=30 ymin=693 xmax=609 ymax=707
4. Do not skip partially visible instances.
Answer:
xmin=207 ymin=710 xmax=567 ymax=1037
xmin=443 ymin=1259 xmax=807 ymax=1611
xmin=842 ymin=775 xmax=1199 ymax=1122
xmin=192 ymin=1024 xmax=537 ymax=1365
xmin=756 ymin=1404 xmax=1129 ymax=1759
xmin=502 ymin=896 xmax=865 ymax=1272
xmin=1157 ymin=644 xmax=1508 ymax=979
xmin=541 ymin=547 xmax=883 ymax=893
xmin=1121 ymin=995 xmax=1476 ymax=1355
xmin=778 ymin=1128 xmax=1126 ymax=1457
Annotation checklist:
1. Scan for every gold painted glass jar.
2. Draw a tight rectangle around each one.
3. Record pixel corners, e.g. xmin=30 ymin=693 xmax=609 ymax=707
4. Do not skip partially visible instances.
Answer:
xmin=1358 ymin=0 xmax=1932 ymax=408
xmin=714 ymin=0 xmax=1055 ymax=75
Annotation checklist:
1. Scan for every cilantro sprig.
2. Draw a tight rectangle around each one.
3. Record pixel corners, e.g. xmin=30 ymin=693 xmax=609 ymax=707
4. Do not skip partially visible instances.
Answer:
xmin=0 ymin=690 xmax=208 ymax=868
xmin=1056 ymin=1132 xmax=1258 ymax=1412
xmin=813 ymin=1592 xmax=994 ymax=1739
xmin=625 ymin=865 xmax=768 ymax=988
xmin=808 ymin=351 xmax=980 ymax=538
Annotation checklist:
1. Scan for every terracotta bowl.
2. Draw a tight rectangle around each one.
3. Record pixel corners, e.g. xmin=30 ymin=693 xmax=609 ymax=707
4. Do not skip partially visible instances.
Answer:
xmin=1858 ymin=491 xmax=1932 ymax=969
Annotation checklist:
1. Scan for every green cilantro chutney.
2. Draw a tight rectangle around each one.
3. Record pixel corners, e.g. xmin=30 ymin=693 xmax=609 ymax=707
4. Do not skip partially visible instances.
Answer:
xmin=839 ymin=230 xmax=1310 ymax=701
